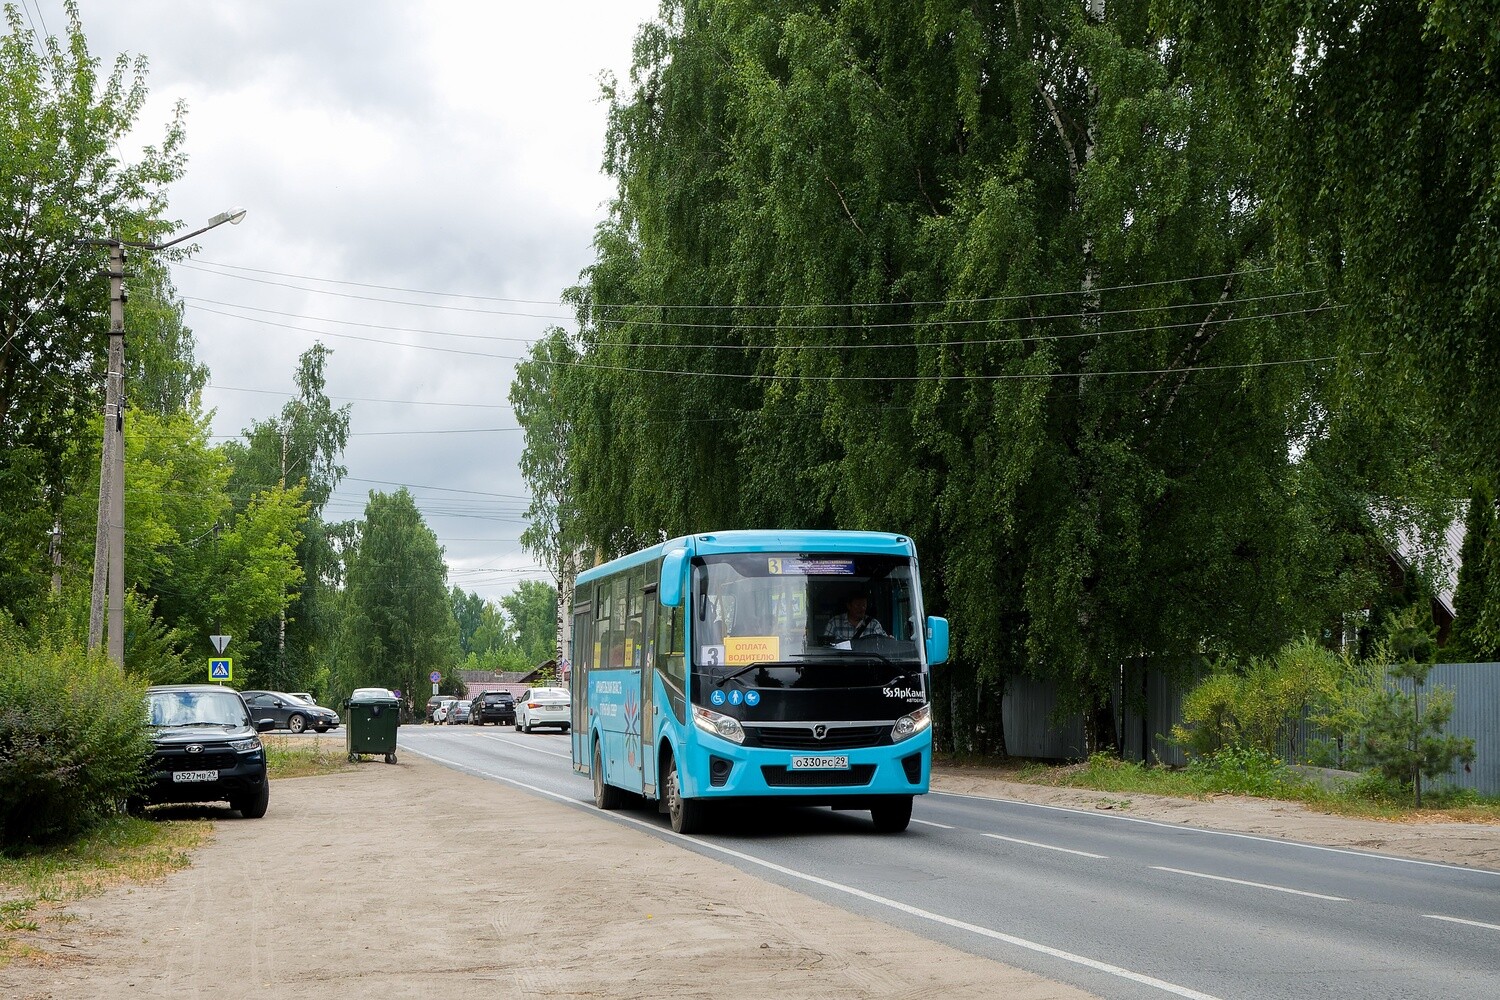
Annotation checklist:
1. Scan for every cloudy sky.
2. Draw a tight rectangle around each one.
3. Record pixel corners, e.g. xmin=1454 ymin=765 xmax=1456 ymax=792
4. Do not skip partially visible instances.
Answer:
xmin=38 ymin=0 xmax=662 ymax=604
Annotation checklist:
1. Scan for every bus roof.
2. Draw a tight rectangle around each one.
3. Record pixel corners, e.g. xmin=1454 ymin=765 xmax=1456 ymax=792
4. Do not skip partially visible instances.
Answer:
xmin=575 ymin=529 xmax=916 ymax=587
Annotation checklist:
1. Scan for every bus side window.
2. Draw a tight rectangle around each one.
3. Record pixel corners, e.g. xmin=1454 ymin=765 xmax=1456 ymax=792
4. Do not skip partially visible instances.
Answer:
xmin=657 ymin=603 xmax=686 ymax=722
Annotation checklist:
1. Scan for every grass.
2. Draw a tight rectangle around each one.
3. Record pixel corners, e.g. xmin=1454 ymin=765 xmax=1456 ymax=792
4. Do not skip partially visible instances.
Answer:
xmin=936 ymin=750 xmax=1500 ymax=824
xmin=262 ymin=733 xmax=354 ymax=779
xmin=0 ymin=816 xmax=210 ymax=968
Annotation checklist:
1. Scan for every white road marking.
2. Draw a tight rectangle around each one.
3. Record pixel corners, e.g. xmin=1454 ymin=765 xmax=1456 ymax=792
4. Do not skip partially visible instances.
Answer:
xmin=1425 ymin=914 xmax=1500 ymax=932
xmin=407 ymin=745 xmax=1225 ymax=1000
xmin=911 ymin=818 xmax=953 ymax=830
xmin=934 ymin=790 xmax=1500 ymax=877
xmin=471 ymin=732 xmax=571 ymax=759
xmin=1152 ymin=866 xmax=1348 ymax=901
xmin=982 ymin=833 xmax=1108 ymax=859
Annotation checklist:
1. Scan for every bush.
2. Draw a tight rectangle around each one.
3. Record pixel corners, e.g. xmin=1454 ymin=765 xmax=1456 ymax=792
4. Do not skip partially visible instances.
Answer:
xmin=1172 ymin=638 xmax=1342 ymax=760
xmin=0 ymin=618 xmax=152 ymax=852
xmin=1186 ymin=746 xmax=1308 ymax=798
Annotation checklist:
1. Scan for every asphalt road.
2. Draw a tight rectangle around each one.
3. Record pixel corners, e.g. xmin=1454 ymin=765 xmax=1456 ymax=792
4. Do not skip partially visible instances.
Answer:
xmin=394 ymin=724 xmax=1500 ymax=1000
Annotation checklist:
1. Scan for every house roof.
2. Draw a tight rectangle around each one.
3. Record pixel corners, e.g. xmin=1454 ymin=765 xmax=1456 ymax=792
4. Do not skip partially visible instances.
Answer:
xmin=1385 ymin=509 xmax=1467 ymax=618
xmin=454 ymin=666 xmax=558 ymax=697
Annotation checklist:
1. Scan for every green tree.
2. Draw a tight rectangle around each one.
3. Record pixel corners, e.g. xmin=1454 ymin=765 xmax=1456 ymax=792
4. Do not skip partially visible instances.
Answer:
xmin=501 ymin=580 xmax=558 ymax=665
xmin=124 ymin=263 xmax=208 ymax=417
xmin=339 ymin=489 xmax=458 ymax=707
xmin=1152 ymin=0 xmax=1499 ymax=477
xmin=223 ymin=343 xmax=350 ymax=691
xmin=1451 ymin=480 xmax=1500 ymax=662
xmin=0 ymin=1 xmax=186 ymax=614
xmin=520 ymin=0 xmax=1388 ymax=755
xmin=450 ymin=585 xmax=486 ymax=656
xmin=511 ymin=328 xmax=590 ymax=580
xmin=1358 ymin=607 xmax=1476 ymax=806
xmin=119 ymin=410 xmax=305 ymax=681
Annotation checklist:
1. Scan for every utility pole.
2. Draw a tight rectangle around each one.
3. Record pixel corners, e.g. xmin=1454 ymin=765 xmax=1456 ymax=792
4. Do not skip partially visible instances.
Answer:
xmin=50 ymin=518 xmax=63 ymax=596
xmin=88 ymin=242 xmax=125 ymax=659
xmin=82 ymin=209 xmax=246 ymax=668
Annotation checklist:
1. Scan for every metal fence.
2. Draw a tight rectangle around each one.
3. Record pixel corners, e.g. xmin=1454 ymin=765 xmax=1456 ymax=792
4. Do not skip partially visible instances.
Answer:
xmin=1000 ymin=661 xmax=1500 ymax=796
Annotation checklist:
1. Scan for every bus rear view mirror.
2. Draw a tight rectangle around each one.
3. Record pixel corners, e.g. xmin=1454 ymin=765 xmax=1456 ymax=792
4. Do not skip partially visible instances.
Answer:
xmin=925 ymin=616 xmax=950 ymax=665
xmin=659 ymin=548 xmax=688 ymax=607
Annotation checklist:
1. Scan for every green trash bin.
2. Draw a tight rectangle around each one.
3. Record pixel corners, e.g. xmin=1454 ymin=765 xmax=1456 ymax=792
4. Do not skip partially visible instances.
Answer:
xmin=345 ymin=688 xmax=401 ymax=764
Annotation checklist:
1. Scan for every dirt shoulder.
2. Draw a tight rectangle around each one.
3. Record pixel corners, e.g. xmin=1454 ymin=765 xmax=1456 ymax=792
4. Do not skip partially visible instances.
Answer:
xmin=5 ymin=756 xmax=1094 ymax=1000
xmin=932 ymin=765 xmax=1500 ymax=871
xmin=7 ymin=757 xmax=1497 ymax=999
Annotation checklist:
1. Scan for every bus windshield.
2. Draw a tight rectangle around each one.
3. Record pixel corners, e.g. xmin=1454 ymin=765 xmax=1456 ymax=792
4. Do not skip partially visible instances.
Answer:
xmin=690 ymin=552 xmax=922 ymax=688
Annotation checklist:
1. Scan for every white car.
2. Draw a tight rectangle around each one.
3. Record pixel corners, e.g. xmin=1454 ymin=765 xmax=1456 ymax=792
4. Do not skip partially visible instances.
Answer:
xmin=514 ymin=687 xmax=570 ymax=733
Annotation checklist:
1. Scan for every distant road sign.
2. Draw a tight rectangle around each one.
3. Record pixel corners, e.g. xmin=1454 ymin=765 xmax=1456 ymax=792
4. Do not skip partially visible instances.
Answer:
xmin=209 ymin=657 xmax=232 ymax=681
xmin=210 ymin=634 xmax=231 ymax=654
xmin=429 ymin=671 xmax=442 ymax=683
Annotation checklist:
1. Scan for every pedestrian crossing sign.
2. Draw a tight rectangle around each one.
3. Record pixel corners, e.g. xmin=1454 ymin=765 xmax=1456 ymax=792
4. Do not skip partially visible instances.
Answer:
xmin=209 ymin=657 xmax=232 ymax=681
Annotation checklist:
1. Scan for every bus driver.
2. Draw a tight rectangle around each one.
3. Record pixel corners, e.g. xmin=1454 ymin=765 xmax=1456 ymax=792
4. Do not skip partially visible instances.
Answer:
xmin=822 ymin=591 xmax=888 ymax=644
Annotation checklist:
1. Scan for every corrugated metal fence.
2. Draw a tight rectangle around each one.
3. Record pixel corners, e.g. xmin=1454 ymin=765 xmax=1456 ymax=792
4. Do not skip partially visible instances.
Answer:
xmin=1001 ymin=661 xmax=1500 ymax=796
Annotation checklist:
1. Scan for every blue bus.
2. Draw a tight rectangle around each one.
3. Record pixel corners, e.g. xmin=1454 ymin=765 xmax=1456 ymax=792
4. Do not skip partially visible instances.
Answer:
xmin=570 ymin=529 xmax=949 ymax=833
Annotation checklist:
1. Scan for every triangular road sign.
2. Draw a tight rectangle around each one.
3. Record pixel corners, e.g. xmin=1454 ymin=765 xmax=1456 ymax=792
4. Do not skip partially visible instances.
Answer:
xmin=210 ymin=634 xmax=231 ymax=654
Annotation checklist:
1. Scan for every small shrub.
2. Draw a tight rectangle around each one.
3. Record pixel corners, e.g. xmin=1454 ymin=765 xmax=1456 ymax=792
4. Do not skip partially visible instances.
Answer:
xmin=0 ymin=619 xmax=151 ymax=853
xmin=1186 ymin=746 xmax=1308 ymax=798
xmin=1342 ymin=770 xmax=1411 ymax=804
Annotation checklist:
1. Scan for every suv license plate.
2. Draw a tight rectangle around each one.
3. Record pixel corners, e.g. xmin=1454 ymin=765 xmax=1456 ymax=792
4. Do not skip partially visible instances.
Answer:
xmin=790 ymin=755 xmax=849 ymax=770
xmin=172 ymin=769 xmax=219 ymax=783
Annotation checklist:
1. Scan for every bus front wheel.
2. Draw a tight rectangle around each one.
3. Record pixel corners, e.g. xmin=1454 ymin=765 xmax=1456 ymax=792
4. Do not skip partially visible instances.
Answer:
xmin=664 ymin=758 xmax=706 ymax=835
xmin=870 ymin=795 xmax=913 ymax=833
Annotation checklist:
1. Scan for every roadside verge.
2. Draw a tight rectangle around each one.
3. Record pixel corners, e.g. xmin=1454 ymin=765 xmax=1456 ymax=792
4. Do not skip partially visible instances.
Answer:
xmin=5 ymin=755 xmax=1096 ymax=1000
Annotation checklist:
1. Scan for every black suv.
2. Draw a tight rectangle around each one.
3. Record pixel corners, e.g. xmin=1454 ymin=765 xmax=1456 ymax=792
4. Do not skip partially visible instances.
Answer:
xmin=472 ymin=691 xmax=516 ymax=726
xmin=139 ymin=685 xmax=275 ymax=817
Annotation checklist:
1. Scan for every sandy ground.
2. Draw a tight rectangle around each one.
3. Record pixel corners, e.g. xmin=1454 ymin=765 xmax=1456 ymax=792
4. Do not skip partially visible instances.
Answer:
xmin=4 ymin=755 xmax=1092 ymax=1000
xmin=6 ymin=756 xmax=1498 ymax=999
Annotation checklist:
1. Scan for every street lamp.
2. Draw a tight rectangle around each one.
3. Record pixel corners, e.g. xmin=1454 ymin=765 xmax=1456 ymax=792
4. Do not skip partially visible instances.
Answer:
xmin=85 ymin=208 xmax=247 ymax=667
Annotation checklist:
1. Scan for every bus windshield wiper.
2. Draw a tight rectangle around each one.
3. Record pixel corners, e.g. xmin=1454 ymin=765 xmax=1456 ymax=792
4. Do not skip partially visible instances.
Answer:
xmin=713 ymin=662 xmax=773 ymax=687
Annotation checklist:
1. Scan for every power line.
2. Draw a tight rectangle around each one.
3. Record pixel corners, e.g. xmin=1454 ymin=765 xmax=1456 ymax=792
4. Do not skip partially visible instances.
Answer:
xmin=183 ymin=286 xmax=1327 ymax=337
xmin=188 ymin=305 xmax=525 ymax=360
xmin=182 ymin=296 xmax=542 ymax=341
xmin=206 ymin=383 xmax=514 ymax=410
xmin=186 ymin=256 xmax=1279 ymax=311
xmin=535 ymin=347 xmax=1364 ymax=383
xmin=340 ymin=476 xmax=531 ymax=500
xmin=187 ymin=297 xmax=1340 ymax=368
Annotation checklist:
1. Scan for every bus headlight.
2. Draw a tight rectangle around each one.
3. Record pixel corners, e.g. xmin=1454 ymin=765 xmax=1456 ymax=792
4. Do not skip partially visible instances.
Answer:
xmin=692 ymin=706 xmax=745 ymax=745
xmin=890 ymin=704 xmax=931 ymax=743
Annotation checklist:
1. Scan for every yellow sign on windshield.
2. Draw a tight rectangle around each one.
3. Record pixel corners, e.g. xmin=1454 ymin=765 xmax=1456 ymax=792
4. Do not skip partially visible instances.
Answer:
xmin=724 ymin=636 xmax=780 ymax=666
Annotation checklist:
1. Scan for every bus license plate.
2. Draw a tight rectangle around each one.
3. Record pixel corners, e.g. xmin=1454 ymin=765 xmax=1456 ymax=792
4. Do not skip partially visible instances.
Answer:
xmin=172 ymin=769 xmax=218 ymax=783
xmin=790 ymin=755 xmax=849 ymax=770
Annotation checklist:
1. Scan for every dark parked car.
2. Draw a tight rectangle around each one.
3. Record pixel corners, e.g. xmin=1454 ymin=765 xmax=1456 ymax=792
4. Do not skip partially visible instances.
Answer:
xmin=471 ymin=691 xmax=516 ymax=726
xmin=240 ymin=691 xmax=341 ymax=734
xmin=139 ymin=685 xmax=274 ymax=817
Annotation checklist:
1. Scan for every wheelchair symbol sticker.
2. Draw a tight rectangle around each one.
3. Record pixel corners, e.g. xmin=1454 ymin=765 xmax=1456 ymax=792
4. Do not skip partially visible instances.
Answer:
xmin=710 ymin=689 xmax=726 ymax=706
